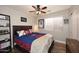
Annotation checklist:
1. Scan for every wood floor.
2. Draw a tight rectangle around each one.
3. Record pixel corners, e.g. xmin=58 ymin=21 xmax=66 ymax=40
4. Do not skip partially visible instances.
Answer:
xmin=52 ymin=39 xmax=79 ymax=53
xmin=12 ymin=48 xmax=23 ymax=53
xmin=66 ymin=39 xmax=79 ymax=53
xmin=50 ymin=42 xmax=66 ymax=53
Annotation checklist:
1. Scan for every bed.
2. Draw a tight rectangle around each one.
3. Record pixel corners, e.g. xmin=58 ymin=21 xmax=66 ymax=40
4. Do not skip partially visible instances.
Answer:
xmin=13 ymin=26 xmax=54 ymax=53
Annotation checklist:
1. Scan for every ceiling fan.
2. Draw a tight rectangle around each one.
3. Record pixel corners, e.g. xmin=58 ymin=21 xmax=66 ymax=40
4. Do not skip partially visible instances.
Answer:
xmin=29 ymin=5 xmax=47 ymax=15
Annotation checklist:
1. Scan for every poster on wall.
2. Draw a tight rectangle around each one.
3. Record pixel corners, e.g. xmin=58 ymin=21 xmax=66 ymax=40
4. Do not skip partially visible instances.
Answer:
xmin=38 ymin=19 xmax=44 ymax=28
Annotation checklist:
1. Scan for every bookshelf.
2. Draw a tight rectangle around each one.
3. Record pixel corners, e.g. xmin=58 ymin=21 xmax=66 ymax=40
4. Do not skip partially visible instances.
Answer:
xmin=0 ymin=14 xmax=11 ymax=53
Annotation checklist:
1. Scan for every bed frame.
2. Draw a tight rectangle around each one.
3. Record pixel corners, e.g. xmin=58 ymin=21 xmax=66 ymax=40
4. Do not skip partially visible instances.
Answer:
xmin=13 ymin=25 xmax=54 ymax=53
xmin=13 ymin=25 xmax=32 ymax=53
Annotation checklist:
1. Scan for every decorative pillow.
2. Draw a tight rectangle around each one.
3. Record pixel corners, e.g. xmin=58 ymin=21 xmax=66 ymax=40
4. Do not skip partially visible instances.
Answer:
xmin=17 ymin=30 xmax=25 ymax=37
xmin=24 ymin=29 xmax=32 ymax=35
xmin=24 ymin=30 xmax=29 ymax=35
xmin=29 ymin=29 xmax=32 ymax=34
xmin=16 ymin=29 xmax=33 ymax=37
xmin=17 ymin=31 xmax=20 ymax=35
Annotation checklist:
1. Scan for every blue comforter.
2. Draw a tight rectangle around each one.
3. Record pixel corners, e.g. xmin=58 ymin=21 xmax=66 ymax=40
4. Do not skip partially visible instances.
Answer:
xmin=15 ymin=33 xmax=45 ymax=44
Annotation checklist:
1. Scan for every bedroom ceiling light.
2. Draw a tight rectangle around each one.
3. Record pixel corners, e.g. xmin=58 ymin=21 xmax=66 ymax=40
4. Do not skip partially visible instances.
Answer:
xmin=36 ymin=11 xmax=41 ymax=15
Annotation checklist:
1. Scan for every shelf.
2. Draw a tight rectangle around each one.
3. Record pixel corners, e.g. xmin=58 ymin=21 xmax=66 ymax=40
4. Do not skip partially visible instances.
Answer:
xmin=0 ymin=18 xmax=9 ymax=20
xmin=0 ymin=14 xmax=11 ymax=53
xmin=0 ymin=26 xmax=9 ymax=27
xmin=0 ymin=39 xmax=10 ymax=44
xmin=0 ymin=46 xmax=11 ymax=53
xmin=0 ymin=32 xmax=10 ymax=35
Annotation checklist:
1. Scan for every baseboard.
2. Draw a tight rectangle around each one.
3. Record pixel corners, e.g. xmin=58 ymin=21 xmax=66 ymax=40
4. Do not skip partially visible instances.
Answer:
xmin=55 ymin=40 xmax=66 ymax=44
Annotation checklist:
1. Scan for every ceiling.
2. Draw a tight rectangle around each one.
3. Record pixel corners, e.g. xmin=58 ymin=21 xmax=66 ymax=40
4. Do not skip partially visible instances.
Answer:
xmin=7 ymin=5 xmax=71 ymax=16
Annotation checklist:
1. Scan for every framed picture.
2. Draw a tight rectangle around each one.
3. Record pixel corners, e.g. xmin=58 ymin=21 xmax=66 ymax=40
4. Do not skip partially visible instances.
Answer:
xmin=21 ymin=17 xmax=27 ymax=22
xmin=38 ymin=19 xmax=44 ymax=28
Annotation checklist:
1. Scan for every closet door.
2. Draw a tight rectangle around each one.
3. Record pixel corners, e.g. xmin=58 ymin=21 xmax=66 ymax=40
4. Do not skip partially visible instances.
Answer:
xmin=53 ymin=17 xmax=68 ymax=43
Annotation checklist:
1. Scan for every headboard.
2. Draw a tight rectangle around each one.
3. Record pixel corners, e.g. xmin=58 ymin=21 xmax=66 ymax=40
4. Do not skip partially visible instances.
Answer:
xmin=13 ymin=25 xmax=32 ymax=48
xmin=13 ymin=25 xmax=32 ymax=35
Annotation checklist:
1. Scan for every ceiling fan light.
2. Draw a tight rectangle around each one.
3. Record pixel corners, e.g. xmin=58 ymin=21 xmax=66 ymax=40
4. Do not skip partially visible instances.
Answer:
xmin=36 ymin=11 xmax=41 ymax=15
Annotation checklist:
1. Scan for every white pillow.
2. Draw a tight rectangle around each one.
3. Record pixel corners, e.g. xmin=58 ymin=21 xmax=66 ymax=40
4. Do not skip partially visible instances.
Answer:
xmin=17 ymin=30 xmax=24 ymax=37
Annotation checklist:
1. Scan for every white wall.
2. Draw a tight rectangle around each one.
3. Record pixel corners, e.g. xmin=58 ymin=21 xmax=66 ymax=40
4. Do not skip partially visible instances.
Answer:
xmin=0 ymin=6 xmax=37 ymax=48
xmin=69 ymin=6 xmax=79 ymax=41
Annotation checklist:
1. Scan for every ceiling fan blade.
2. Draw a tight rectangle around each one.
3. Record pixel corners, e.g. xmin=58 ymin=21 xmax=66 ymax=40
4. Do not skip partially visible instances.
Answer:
xmin=41 ymin=6 xmax=47 ymax=10
xmin=29 ymin=11 xmax=35 ymax=12
xmin=32 ymin=6 xmax=36 ymax=10
xmin=41 ymin=11 xmax=46 ymax=13
xmin=47 ymin=10 xmax=51 ymax=12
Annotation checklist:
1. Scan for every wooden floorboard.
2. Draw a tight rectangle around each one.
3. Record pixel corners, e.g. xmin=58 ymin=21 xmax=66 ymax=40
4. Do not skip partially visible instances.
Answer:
xmin=66 ymin=39 xmax=79 ymax=53
xmin=50 ymin=41 xmax=66 ymax=53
